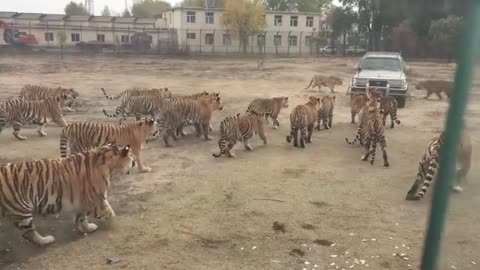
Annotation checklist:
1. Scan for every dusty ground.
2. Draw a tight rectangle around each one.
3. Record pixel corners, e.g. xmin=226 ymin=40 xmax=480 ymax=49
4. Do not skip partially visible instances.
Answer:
xmin=0 ymin=54 xmax=479 ymax=270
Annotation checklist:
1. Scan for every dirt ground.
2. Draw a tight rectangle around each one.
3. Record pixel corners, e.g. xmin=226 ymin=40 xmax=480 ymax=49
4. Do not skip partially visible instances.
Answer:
xmin=0 ymin=54 xmax=479 ymax=270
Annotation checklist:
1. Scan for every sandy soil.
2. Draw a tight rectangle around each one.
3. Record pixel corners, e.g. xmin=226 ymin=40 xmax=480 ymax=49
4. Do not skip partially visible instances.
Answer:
xmin=0 ymin=54 xmax=479 ymax=270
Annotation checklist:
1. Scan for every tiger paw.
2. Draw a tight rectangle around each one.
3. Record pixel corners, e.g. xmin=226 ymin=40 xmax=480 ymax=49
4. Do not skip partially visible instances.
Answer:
xmin=452 ymin=186 xmax=463 ymax=193
xmin=14 ymin=134 xmax=27 ymax=140
xmin=139 ymin=167 xmax=152 ymax=173
xmin=37 ymin=131 xmax=47 ymax=137
xmin=204 ymin=136 xmax=213 ymax=140
xmin=27 ymin=232 xmax=55 ymax=246
xmin=64 ymin=107 xmax=75 ymax=112
xmin=384 ymin=162 xmax=390 ymax=167
xmin=360 ymin=155 xmax=368 ymax=161
xmin=78 ymin=222 xmax=98 ymax=233
xmin=272 ymin=126 xmax=278 ymax=130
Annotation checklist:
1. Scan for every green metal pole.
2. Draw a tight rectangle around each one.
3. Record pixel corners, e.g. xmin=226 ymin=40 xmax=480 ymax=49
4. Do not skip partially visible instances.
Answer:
xmin=421 ymin=2 xmax=480 ymax=270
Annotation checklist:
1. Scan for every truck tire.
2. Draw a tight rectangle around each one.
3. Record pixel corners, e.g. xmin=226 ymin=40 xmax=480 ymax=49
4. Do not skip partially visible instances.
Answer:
xmin=396 ymin=96 xmax=406 ymax=108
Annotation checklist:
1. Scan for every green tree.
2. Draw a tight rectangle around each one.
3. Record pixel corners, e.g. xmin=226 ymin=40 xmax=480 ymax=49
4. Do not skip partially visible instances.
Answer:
xmin=101 ymin=5 xmax=111 ymax=16
xmin=131 ymin=0 xmax=172 ymax=17
xmin=266 ymin=0 xmax=331 ymax=12
xmin=64 ymin=1 xmax=87 ymax=15
xmin=329 ymin=6 xmax=356 ymax=55
xmin=222 ymin=0 xmax=267 ymax=54
xmin=429 ymin=15 xmax=464 ymax=59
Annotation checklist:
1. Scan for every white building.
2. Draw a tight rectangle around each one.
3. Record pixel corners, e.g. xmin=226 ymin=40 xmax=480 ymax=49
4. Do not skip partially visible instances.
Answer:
xmin=0 ymin=7 xmax=328 ymax=55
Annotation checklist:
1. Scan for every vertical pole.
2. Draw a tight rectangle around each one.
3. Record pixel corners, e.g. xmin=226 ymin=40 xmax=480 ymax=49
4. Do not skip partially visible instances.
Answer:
xmin=212 ymin=29 xmax=215 ymax=54
xmin=299 ymin=31 xmax=303 ymax=57
xmin=199 ymin=29 xmax=202 ymax=55
xmin=421 ymin=2 xmax=480 ymax=270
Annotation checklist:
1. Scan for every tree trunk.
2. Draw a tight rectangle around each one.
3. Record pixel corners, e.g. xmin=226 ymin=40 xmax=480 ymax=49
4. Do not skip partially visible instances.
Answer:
xmin=342 ymin=32 xmax=347 ymax=56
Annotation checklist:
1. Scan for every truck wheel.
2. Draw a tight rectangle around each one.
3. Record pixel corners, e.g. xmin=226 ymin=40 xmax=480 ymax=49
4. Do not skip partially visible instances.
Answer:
xmin=396 ymin=96 xmax=406 ymax=108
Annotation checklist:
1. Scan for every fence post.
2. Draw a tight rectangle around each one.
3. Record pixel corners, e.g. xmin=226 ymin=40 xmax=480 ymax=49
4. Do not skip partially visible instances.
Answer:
xmin=251 ymin=34 xmax=254 ymax=55
xmin=212 ymin=29 xmax=215 ymax=54
xmin=199 ymin=29 xmax=202 ymax=55
xmin=299 ymin=31 xmax=303 ymax=57
xmin=275 ymin=31 xmax=279 ymax=57
xmin=157 ymin=28 xmax=160 ymax=54
xmin=225 ymin=30 xmax=229 ymax=56
xmin=287 ymin=31 xmax=291 ymax=57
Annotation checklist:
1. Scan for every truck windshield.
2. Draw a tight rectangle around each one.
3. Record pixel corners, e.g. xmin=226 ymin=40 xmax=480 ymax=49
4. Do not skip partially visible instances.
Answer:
xmin=360 ymin=57 xmax=402 ymax=71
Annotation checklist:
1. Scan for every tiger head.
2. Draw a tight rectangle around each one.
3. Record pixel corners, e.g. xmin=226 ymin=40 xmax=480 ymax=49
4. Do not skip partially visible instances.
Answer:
xmin=274 ymin=96 xmax=289 ymax=109
xmin=97 ymin=144 xmax=135 ymax=175
xmin=154 ymin=88 xmax=172 ymax=98
xmin=58 ymin=87 xmax=79 ymax=99
xmin=211 ymin=95 xmax=223 ymax=111
xmin=135 ymin=118 xmax=157 ymax=139
xmin=308 ymin=96 xmax=321 ymax=109
xmin=321 ymin=95 xmax=336 ymax=105
xmin=367 ymin=88 xmax=382 ymax=104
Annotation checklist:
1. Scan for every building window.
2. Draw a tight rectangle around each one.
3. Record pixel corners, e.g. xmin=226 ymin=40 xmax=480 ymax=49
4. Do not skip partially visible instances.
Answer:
xmin=187 ymin=11 xmax=196 ymax=23
xmin=71 ymin=33 xmax=80 ymax=42
xmin=121 ymin=35 xmax=130 ymax=44
xmin=187 ymin=32 xmax=196 ymax=39
xmin=288 ymin=35 xmax=298 ymax=46
xmin=205 ymin=12 xmax=214 ymax=24
xmin=274 ymin=35 xmax=281 ymax=46
xmin=274 ymin=15 xmax=282 ymax=26
xmin=223 ymin=34 xmax=231 ymax=45
xmin=44 ymin=32 xmax=54 ymax=42
xmin=305 ymin=36 xmax=311 ymax=47
xmin=257 ymin=35 xmax=265 ymax=46
xmin=97 ymin=34 xmax=105 ymax=42
xmin=290 ymin=16 xmax=298 ymax=27
xmin=306 ymin=16 xmax=314 ymax=27
xmin=205 ymin=33 xmax=214 ymax=45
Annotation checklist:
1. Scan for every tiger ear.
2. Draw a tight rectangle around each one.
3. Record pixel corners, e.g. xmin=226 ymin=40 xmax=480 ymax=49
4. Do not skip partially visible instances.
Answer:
xmin=332 ymin=95 xmax=336 ymax=100
xmin=121 ymin=145 xmax=131 ymax=157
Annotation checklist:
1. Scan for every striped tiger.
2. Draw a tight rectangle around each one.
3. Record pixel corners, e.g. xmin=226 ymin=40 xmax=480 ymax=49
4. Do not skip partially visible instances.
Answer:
xmin=316 ymin=95 xmax=336 ymax=130
xmin=348 ymin=90 xmax=382 ymax=145
xmin=0 ymin=144 xmax=135 ymax=246
xmin=161 ymin=94 xmax=223 ymax=147
xmin=100 ymin=87 xmax=172 ymax=100
xmin=406 ymin=132 xmax=472 ymax=200
xmin=305 ymin=75 xmax=343 ymax=93
xmin=102 ymin=95 xmax=166 ymax=124
xmin=246 ymin=97 xmax=289 ymax=129
xmin=286 ymin=96 xmax=321 ymax=148
xmin=212 ymin=112 xmax=267 ymax=158
xmin=379 ymin=96 xmax=401 ymax=128
xmin=350 ymin=93 xmax=367 ymax=124
xmin=346 ymin=107 xmax=389 ymax=167
xmin=0 ymin=96 xmax=68 ymax=140
xmin=60 ymin=119 xmax=156 ymax=172
xmin=19 ymin=84 xmax=79 ymax=112
xmin=416 ymin=80 xmax=453 ymax=100
xmin=174 ymin=91 xmax=218 ymax=135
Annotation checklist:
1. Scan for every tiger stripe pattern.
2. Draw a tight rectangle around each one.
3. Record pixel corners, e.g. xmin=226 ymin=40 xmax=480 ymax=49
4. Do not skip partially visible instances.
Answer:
xmin=100 ymin=87 xmax=172 ymax=100
xmin=350 ymin=93 xmax=367 ymax=124
xmin=19 ymin=84 xmax=79 ymax=112
xmin=0 ymin=144 xmax=135 ymax=246
xmin=161 ymin=95 xmax=223 ymax=147
xmin=0 ymin=96 xmax=68 ymax=140
xmin=406 ymin=132 xmax=472 ymax=200
xmin=59 ymin=119 xmax=156 ymax=172
xmin=305 ymin=75 xmax=343 ymax=93
xmin=346 ymin=107 xmax=389 ymax=167
xmin=102 ymin=95 xmax=166 ymax=124
xmin=246 ymin=97 xmax=289 ymax=129
xmin=316 ymin=95 xmax=336 ymax=130
xmin=347 ymin=89 xmax=382 ymax=146
xmin=286 ymin=96 xmax=321 ymax=148
xmin=379 ymin=96 xmax=401 ymax=128
xmin=212 ymin=112 xmax=267 ymax=158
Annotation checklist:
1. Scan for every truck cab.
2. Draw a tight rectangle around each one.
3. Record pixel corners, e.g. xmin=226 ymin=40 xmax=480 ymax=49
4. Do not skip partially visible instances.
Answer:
xmin=349 ymin=52 xmax=408 ymax=107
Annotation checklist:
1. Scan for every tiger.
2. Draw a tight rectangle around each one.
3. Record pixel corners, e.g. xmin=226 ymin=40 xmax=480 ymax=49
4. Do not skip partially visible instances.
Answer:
xmin=286 ymin=96 xmax=321 ymax=148
xmin=161 ymin=94 xmax=223 ymax=147
xmin=415 ymin=80 xmax=453 ymax=100
xmin=346 ymin=107 xmax=389 ymax=167
xmin=0 ymin=144 xmax=135 ymax=246
xmin=379 ymin=96 xmax=401 ymax=128
xmin=102 ymin=95 xmax=166 ymax=124
xmin=347 ymin=89 xmax=382 ymax=146
xmin=19 ymin=84 xmax=79 ymax=112
xmin=59 ymin=119 xmax=156 ymax=173
xmin=173 ymin=91 xmax=219 ymax=135
xmin=406 ymin=131 xmax=472 ymax=201
xmin=212 ymin=112 xmax=267 ymax=158
xmin=100 ymin=87 xmax=172 ymax=100
xmin=350 ymin=93 xmax=367 ymax=124
xmin=316 ymin=95 xmax=336 ymax=130
xmin=246 ymin=97 xmax=289 ymax=129
xmin=305 ymin=75 xmax=343 ymax=93
xmin=0 ymin=96 xmax=68 ymax=140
